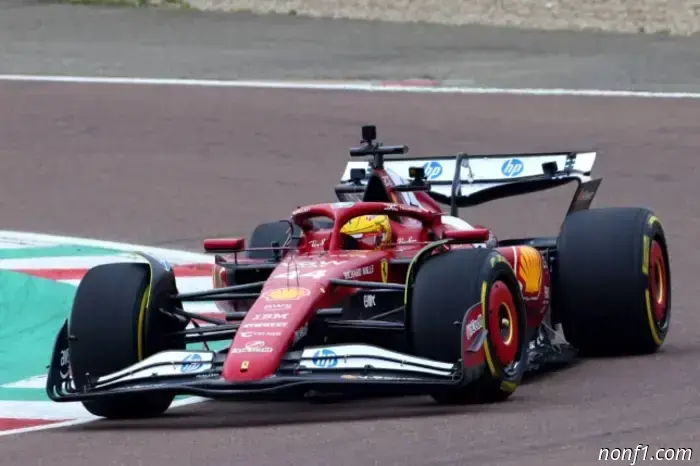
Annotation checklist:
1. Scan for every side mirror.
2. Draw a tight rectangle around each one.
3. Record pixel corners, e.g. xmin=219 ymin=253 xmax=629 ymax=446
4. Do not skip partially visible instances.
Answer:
xmin=443 ymin=229 xmax=491 ymax=243
xmin=203 ymin=237 xmax=245 ymax=253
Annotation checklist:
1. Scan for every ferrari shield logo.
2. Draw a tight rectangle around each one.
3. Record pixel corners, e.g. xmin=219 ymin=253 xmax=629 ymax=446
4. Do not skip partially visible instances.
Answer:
xmin=263 ymin=287 xmax=311 ymax=302
xmin=380 ymin=259 xmax=389 ymax=283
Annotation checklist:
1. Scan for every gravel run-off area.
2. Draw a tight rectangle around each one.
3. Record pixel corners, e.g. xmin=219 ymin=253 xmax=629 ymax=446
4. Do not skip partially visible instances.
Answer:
xmin=179 ymin=0 xmax=700 ymax=35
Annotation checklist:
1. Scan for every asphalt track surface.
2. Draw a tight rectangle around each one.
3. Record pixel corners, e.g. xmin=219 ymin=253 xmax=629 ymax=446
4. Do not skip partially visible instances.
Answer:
xmin=3 ymin=1 xmax=700 ymax=91
xmin=1 ymin=4 xmax=700 ymax=466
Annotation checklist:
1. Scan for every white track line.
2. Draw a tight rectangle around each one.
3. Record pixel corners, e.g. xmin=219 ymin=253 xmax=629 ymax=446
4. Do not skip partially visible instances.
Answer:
xmin=0 ymin=398 xmax=207 ymax=437
xmin=1 ymin=74 xmax=700 ymax=99
xmin=0 ymin=401 xmax=95 ymax=421
xmin=0 ymin=231 xmax=212 ymax=263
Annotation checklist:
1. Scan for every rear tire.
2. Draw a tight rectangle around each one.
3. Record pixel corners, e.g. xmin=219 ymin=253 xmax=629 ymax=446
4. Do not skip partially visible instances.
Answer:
xmin=554 ymin=208 xmax=671 ymax=356
xmin=408 ymin=248 xmax=529 ymax=404
xmin=68 ymin=262 xmax=185 ymax=419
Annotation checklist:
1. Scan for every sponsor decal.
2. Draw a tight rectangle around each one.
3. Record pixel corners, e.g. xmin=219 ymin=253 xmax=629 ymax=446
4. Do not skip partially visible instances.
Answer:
xmin=384 ymin=204 xmax=399 ymax=212
xmin=159 ymin=258 xmax=172 ymax=271
xmin=279 ymin=260 xmax=347 ymax=268
xmin=577 ymin=188 xmax=595 ymax=202
xmin=312 ymin=348 xmax=338 ymax=368
xmin=344 ymin=264 xmax=374 ymax=279
xmin=463 ymin=303 xmax=486 ymax=354
xmin=422 ymin=161 xmax=443 ymax=180
xmin=466 ymin=317 xmax=483 ymax=340
xmin=252 ymin=312 xmax=288 ymax=321
xmin=517 ymin=247 xmax=543 ymax=295
xmin=541 ymin=285 xmax=551 ymax=314
xmin=242 ymin=322 xmax=288 ymax=328
xmin=363 ymin=294 xmax=376 ymax=308
xmin=263 ymin=287 xmax=310 ymax=301
xmin=341 ymin=374 xmax=419 ymax=381
xmin=501 ymin=158 xmax=524 ymax=177
xmin=231 ymin=340 xmax=274 ymax=354
xmin=380 ymin=259 xmax=389 ymax=283
xmin=264 ymin=303 xmax=292 ymax=311
xmin=331 ymin=202 xmax=355 ymax=209
xmin=330 ymin=252 xmax=369 ymax=259
xmin=273 ymin=270 xmax=326 ymax=280
xmin=309 ymin=238 xmax=327 ymax=249
xmin=397 ymin=237 xmax=417 ymax=244
xmin=59 ymin=348 xmax=70 ymax=379
xmin=239 ymin=331 xmax=283 ymax=338
xmin=180 ymin=353 xmax=204 ymax=373
xmin=293 ymin=324 xmax=308 ymax=344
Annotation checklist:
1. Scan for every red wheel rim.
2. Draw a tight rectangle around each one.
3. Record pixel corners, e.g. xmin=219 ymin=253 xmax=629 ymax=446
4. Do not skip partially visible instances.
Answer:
xmin=488 ymin=281 xmax=519 ymax=366
xmin=649 ymin=240 xmax=668 ymax=322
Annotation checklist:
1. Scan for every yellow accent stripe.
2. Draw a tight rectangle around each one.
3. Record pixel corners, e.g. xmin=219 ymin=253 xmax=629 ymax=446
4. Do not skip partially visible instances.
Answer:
xmin=403 ymin=240 xmax=449 ymax=305
xmin=501 ymin=302 xmax=514 ymax=345
xmin=500 ymin=381 xmax=517 ymax=393
xmin=136 ymin=284 xmax=150 ymax=361
xmin=645 ymin=289 xmax=662 ymax=346
xmin=648 ymin=215 xmax=659 ymax=227
xmin=132 ymin=251 xmax=155 ymax=362
xmin=480 ymin=281 xmax=498 ymax=378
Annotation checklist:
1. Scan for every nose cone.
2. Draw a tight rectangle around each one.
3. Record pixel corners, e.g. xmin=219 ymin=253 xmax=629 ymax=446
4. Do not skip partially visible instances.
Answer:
xmin=221 ymin=285 xmax=319 ymax=382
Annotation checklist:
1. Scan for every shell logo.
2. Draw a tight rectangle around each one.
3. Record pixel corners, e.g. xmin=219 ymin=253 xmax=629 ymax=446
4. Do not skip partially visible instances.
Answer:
xmin=263 ymin=287 xmax=311 ymax=302
xmin=517 ymin=247 xmax=542 ymax=294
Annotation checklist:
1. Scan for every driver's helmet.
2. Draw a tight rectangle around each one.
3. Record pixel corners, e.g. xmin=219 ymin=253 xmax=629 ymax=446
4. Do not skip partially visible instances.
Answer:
xmin=340 ymin=215 xmax=392 ymax=248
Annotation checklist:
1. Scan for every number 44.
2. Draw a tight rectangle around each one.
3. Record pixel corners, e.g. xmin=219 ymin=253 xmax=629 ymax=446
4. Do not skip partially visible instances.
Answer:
xmin=273 ymin=270 xmax=327 ymax=280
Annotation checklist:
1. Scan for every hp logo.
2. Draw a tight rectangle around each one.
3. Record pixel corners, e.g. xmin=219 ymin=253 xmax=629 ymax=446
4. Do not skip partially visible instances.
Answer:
xmin=501 ymin=158 xmax=524 ymax=177
xmin=180 ymin=353 xmax=203 ymax=373
xmin=312 ymin=349 xmax=338 ymax=368
xmin=422 ymin=161 xmax=443 ymax=180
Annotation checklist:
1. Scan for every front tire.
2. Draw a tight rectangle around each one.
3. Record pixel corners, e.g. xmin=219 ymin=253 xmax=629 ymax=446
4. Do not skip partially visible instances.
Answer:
xmin=68 ymin=262 xmax=185 ymax=419
xmin=408 ymin=248 xmax=529 ymax=404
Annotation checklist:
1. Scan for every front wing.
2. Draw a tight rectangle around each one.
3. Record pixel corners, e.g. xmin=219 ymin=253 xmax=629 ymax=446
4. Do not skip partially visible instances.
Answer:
xmin=47 ymin=330 xmax=471 ymax=402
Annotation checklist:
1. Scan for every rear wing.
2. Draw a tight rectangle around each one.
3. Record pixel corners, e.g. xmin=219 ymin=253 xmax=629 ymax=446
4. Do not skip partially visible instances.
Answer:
xmin=339 ymin=150 xmax=601 ymax=216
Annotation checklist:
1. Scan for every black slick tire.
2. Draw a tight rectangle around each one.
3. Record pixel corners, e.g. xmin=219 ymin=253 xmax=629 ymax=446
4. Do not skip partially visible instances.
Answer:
xmin=554 ymin=207 xmax=671 ymax=356
xmin=68 ymin=262 xmax=185 ymax=419
xmin=408 ymin=248 xmax=529 ymax=404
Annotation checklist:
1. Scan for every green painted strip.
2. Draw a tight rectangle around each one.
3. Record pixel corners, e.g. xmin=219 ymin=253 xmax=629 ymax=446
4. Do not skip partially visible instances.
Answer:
xmin=0 ymin=244 xmax=122 ymax=260
xmin=0 ymin=388 xmax=52 ymax=402
xmin=0 ymin=270 xmax=76 ymax=387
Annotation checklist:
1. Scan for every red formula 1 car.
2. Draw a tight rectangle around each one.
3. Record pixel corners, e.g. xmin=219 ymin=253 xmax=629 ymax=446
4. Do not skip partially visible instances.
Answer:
xmin=46 ymin=125 xmax=671 ymax=420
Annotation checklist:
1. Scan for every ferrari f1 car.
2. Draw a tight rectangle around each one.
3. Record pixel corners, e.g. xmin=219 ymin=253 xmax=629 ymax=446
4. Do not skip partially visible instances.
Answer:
xmin=46 ymin=125 xmax=671 ymax=419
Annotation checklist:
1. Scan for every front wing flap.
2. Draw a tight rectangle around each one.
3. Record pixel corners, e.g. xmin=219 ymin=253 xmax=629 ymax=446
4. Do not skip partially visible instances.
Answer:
xmin=47 ymin=332 xmax=466 ymax=401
